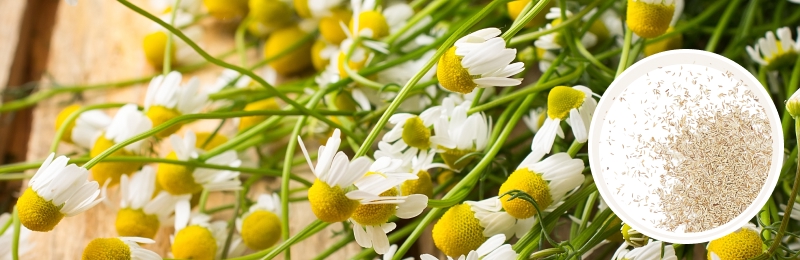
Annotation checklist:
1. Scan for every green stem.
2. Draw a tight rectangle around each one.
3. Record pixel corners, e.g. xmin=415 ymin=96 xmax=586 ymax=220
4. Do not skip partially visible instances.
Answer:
xmin=762 ymin=119 xmax=800 ymax=256
xmin=51 ymin=103 xmax=127 ymax=153
xmin=258 ymin=220 xmax=329 ymax=260
xmin=235 ymin=17 xmax=250 ymax=67
xmin=220 ymin=190 xmax=242 ymax=259
xmin=784 ymin=55 xmax=800 ymax=140
xmin=508 ymin=0 xmax=598 ymax=47
xmin=501 ymin=0 xmax=552 ymax=41
xmin=162 ymin=0 xmax=180 ymax=75
xmin=384 ymin=0 xmax=448 ymax=46
xmin=529 ymin=248 xmax=564 ymax=259
xmin=11 ymin=206 xmax=19 ymax=260
xmin=616 ymin=28 xmax=633 ymax=77
xmin=705 ymin=0 xmax=742 ymax=52
xmin=469 ymin=64 xmax=582 ymax=113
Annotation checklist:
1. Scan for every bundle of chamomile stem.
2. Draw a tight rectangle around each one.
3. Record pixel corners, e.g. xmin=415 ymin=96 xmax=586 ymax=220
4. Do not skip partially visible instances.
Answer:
xmin=2 ymin=0 xmax=800 ymax=259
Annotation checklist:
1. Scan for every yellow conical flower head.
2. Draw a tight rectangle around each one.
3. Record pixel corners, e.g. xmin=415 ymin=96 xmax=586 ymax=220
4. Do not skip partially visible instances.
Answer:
xmin=294 ymin=0 xmax=311 ymax=18
xmin=402 ymin=170 xmax=434 ymax=198
xmin=320 ymin=8 xmax=351 ymax=45
xmin=81 ymin=238 xmax=131 ymax=260
xmin=55 ymin=104 xmax=81 ymax=143
xmin=312 ymin=40 xmax=331 ymax=71
xmin=506 ymin=0 xmax=553 ymax=28
xmin=547 ymin=86 xmax=586 ymax=120
xmin=765 ymin=41 xmax=798 ymax=69
xmin=172 ymin=225 xmax=218 ymax=260
xmin=265 ymin=25 xmax=314 ymax=76
xmin=145 ymin=105 xmax=183 ymax=138
xmin=239 ymin=98 xmax=281 ymax=132
xmin=437 ymin=47 xmax=477 ymax=94
xmin=203 ymin=0 xmax=248 ymax=20
xmin=401 ymin=116 xmax=431 ymax=150
xmin=432 ymin=204 xmax=487 ymax=257
xmin=115 ymin=208 xmax=160 ymax=239
xmin=241 ymin=210 xmax=282 ymax=250
xmin=90 ymin=136 xmax=142 ymax=186
xmin=644 ymin=27 xmax=682 ymax=56
xmin=621 ymin=223 xmax=649 ymax=247
xmin=17 ymin=187 xmax=64 ymax=232
xmin=350 ymin=187 xmax=398 ymax=225
xmin=308 ymin=179 xmax=361 ymax=223
xmin=337 ymin=50 xmax=370 ymax=79
xmin=439 ymin=146 xmax=475 ymax=170
xmin=156 ymin=152 xmax=202 ymax=195
xmin=707 ymin=226 xmax=763 ymax=260
xmin=350 ymin=11 xmax=389 ymax=39
xmin=143 ymin=31 xmax=176 ymax=69
xmin=249 ymin=0 xmax=294 ymax=29
xmin=195 ymin=132 xmax=228 ymax=151
xmin=498 ymin=167 xmax=552 ymax=219
xmin=334 ymin=91 xmax=359 ymax=112
xmin=626 ymin=0 xmax=675 ymax=39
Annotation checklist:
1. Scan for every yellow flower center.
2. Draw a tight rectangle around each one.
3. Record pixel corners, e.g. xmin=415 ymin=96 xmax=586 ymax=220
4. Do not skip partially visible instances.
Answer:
xmin=143 ymin=31 xmax=176 ymax=69
xmin=248 ymin=0 xmax=293 ymax=29
xmin=350 ymin=11 xmax=389 ymax=39
xmin=17 ymin=187 xmax=64 ymax=232
xmin=588 ymin=19 xmax=611 ymax=45
xmin=241 ymin=210 xmax=282 ymax=250
xmin=644 ymin=27 xmax=682 ymax=57
xmin=172 ymin=225 xmax=218 ymax=260
xmin=402 ymin=170 xmax=434 ymax=198
xmin=145 ymin=105 xmax=183 ymax=138
xmin=320 ymin=8 xmax=351 ymax=45
xmin=55 ymin=104 xmax=81 ymax=144
xmin=432 ymin=204 xmax=486 ymax=257
xmin=265 ymin=26 xmax=313 ymax=76
xmin=401 ymin=116 xmax=432 ymax=150
xmin=115 ymin=208 xmax=160 ymax=239
xmin=626 ymin=0 xmax=674 ymax=38
xmin=312 ymin=39 xmax=330 ymax=71
xmin=437 ymin=47 xmax=477 ymax=94
xmin=350 ymin=188 xmax=398 ymax=226
xmin=547 ymin=86 xmax=585 ymax=120
xmin=707 ymin=227 xmax=763 ymax=260
xmin=308 ymin=179 xmax=360 ymax=223
xmin=195 ymin=132 xmax=229 ymax=151
xmin=156 ymin=152 xmax=202 ymax=195
xmin=293 ymin=0 xmax=311 ymax=18
xmin=337 ymin=50 xmax=370 ymax=79
xmin=239 ymin=98 xmax=281 ymax=132
xmin=436 ymin=170 xmax=458 ymax=193
xmin=90 ymin=135 xmax=142 ymax=186
xmin=439 ymin=146 xmax=475 ymax=170
xmin=81 ymin=238 xmax=131 ymax=260
xmin=765 ymin=40 xmax=799 ymax=70
xmin=498 ymin=167 xmax=552 ymax=219
xmin=334 ymin=91 xmax=359 ymax=111
xmin=621 ymin=223 xmax=648 ymax=247
xmin=203 ymin=0 xmax=248 ymax=20
xmin=507 ymin=0 xmax=553 ymax=28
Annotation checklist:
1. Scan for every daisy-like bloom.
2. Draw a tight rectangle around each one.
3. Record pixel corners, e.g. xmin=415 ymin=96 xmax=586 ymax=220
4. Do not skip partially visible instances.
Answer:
xmin=265 ymin=25 xmax=314 ymax=76
xmin=523 ymin=107 xmax=547 ymax=134
xmin=202 ymin=0 xmax=248 ymax=19
xmin=0 ymin=213 xmax=32 ymax=258
xmin=171 ymin=213 xmax=229 ymax=260
xmin=621 ymin=223 xmax=649 ymax=247
xmin=746 ymin=27 xmax=800 ymax=70
xmin=17 ymin=153 xmax=102 ymax=231
xmin=246 ymin=0 xmax=294 ymax=36
xmin=194 ymin=131 xmax=229 ymax=151
xmin=235 ymin=193 xmax=282 ymax=250
xmin=143 ymin=10 xmax=201 ymax=69
xmin=399 ymin=150 xmax=447 ymax=198
xmin=156 ymin=130 xmax=242 ymax=196
xmin=89 ymin=104 xmax=152 ymax=186
xmin=348 ymin=157 xmax=428 ymax=254
xmin=495 ymin=153 xmax=585 ymax=237
xmin=429 ymin=96 xmax=492 ymax=170
xmin=381 ymin=110 xmax=440 ymax=157
xmin=506 ymin=0 xmax=554 ymax=28
xmin=531 ymin=85 xmax=597 ymax=160
xmin=115 ymin=166 xmax=185 ymax=239
xmin=423 ymin=234 xmax=517 ymax=260
xmin=318 ymin=7 xmax=351 ymax=45
xmin=626 ymin=0 xmax=676 ymax=38
xmin=144 ymin=71 xmax=206 ymax=138
xmin=54 ymin=104 xmax=111 ymax=149
xmin=237 ymin=98 xmax=281 ymax=132
xmin=644 ymin=27 xmax=682 ymax=56
xmin=706 ymin=223 xmax=763 ymax=260
xmin=534 ymin=8 xmax=599 ymax=51
xmin=431 ymin=202 xmax=489 ymax=257
xmin=312 ymin=39 xmax=339 ymax=71
xmin=611 ymin=240 xmax=677 ymax=260
xmin=81 ymin=237 xmax=161 ymax=260
xmin=210 ymin=69 xmax=252 ymax=92
xmin=437 ymin=28 xmax=524 ymax=94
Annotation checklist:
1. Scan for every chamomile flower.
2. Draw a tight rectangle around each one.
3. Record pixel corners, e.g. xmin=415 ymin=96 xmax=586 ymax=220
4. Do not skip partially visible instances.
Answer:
xmin=382 ymin=111 xmax=440 ymax=155
xmin=81 ymin=237 xmax=161 ymax=260
xmin=348 ymin=157 xmax=427 ymax=254
xmin=377 ymin=244 xmax=412 ymax=260
xmin=399 ymin=150 xmax=447 ymax=198
xmin=115 ymin=166 xmax=185 ymax=239
xmin=54 ymin=105 xmax=111 ymax=149
xmin=626 ymin=0 xmax=676 ymax=38
xmin=171 ymin=213 xmax=229 ymax=260
xmin=246 ymin=0 xmax=294 ymax=35
xmin=89 ymin=104 xmax=152 ymax=186
xmin=144 ymin=71 xmax=207 ymax=138
xmin=437 ymin=28 xmax=524 ymax=94
xmin=612 ymin=240 xmax=677 ymax=260
xmin=644 ymin=27 xmax=682 ymax=56
xmin=265 ymin=25 xmax=314 ymax=76
xmin=319 ymin=8 xmax=351 ymax=45
xmin=432 ymin=203 xmax=487 ymax=257
xmin=156 ymin=130 xmax=242 ymax=196
xmin=506 ymin=0 xmax=554 ymax=28
xmin=746 ymin=27 xmax=800 ymax=70
xmin=429 ymin=96 xmax=491 ymax=170
xmin=523 ymin=107 xmax=547 ymax=134
xmin=530 ymin=85 xmax=597 ymax=160
xmin=211 ymin=69 xmax=252 ymax=92
xmin=312 ymin=39 xmax=339 ymax=71
xmin=706 ymin=223 xmax=763 ymax=260
xmin=621 ymin=223 xmax=649 ymax=247
xmin=235 ymin=193 xmax=282 ymax=250
xmin=203 ymin=0 xmax=248 ymax=19
xmin=236 ymin=98 xmax=281 ymax=132
xmin=17 ymin=153 xmax=102 ymax=231
xmin=349 ymin=0 xmax=392 ymax=40
xmin=423 ymin=234 xmax=517 ymax=260
xmin=194 ymin=131 xmax=229 ymax=150
xmin=143 ymin=11 xmax=201 ymax=69
xmin=534 ymin=8 xmax=598 ymax=50
xmin=0 ymin=213 xmax=32 ymax=258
